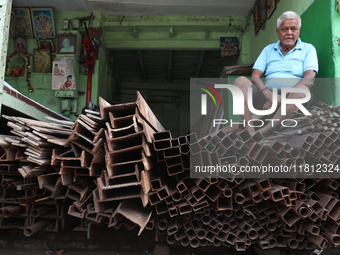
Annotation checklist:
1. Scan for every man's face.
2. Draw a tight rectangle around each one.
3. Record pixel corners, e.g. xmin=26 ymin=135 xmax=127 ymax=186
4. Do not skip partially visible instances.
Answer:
xmin=276 ymin=19 xmax=300 ymax=48
xmin=63 ymin=39 xmax=70 ymax=47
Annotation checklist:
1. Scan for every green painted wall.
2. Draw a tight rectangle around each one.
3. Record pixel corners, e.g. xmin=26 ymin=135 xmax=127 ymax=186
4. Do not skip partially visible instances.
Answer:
xmin=242 ymin=0 xmax=336 ymax=106
xmin=5 ymin=11 xmax=114 ymax=120
xmin=332 ymin=0 xmax=340 ymax=106
xmin=300 ymin=0 xmax=335 ymax=105
xmin=300 ymin=0 xmax=333 ymax=78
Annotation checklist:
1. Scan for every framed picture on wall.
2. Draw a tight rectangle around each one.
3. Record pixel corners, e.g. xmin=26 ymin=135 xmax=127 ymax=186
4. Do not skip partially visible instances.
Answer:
xmin=33 ymin=48 xmax=51 ymax=73
xmin=14 ymin=36 xmax=27 ymax=54
xmin=37 ymin=38 xmax=55 ymax=52
xmin=259 ymin=0 xmax=268 ymax=29
xmin=57 ymin=34 xmax=76 ymax=54
xmin=220 ymin=37 xmax=239 ymax=58
xmin=253 ymin=3 xmax=261 ymax=36
xmin=30 ymin=8 xmax=56 ymax=38
xmin=267 ymin=0 xmax=276 ymax=19
xmin=10 ymin=8 xmax=34 ymax=38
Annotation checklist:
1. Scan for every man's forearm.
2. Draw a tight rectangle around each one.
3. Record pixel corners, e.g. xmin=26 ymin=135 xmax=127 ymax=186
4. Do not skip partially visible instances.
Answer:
xmin=251 ymin=69 xmax=266 ymax=92
xmin=294 ymin=78 xmax=314 ymax=88
xmin=294 ymin=70 xmax=316 ymax=88
xmin=251 ymin=77 xmax=267 ymax=91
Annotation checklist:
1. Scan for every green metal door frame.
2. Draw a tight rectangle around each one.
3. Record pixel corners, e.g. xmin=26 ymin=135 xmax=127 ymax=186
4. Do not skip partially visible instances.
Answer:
xmin=0 ymin=0 xmax=13 ymax=117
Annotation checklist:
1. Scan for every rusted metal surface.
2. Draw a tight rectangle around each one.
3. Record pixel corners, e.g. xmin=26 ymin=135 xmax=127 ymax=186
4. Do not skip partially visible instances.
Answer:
xmin=110 ymin=199 xmax=152 ymax=235
xmin=3 ymin=96 xmax=340 ymax=251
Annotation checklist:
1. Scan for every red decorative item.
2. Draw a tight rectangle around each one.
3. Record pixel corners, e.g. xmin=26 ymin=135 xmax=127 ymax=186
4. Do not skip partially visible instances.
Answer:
xmin=82 ymin=34 xmax=96 ymax=108
xmin=5 ymin=53 xmax=32 ymax=91
xmin=11 ymin=66 xmax=21 ymax=77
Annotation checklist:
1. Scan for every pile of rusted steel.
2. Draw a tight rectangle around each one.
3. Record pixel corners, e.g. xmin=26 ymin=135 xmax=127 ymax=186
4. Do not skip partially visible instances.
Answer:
xmin=0 ymin=115 xmax=73 ymax=236
xmin=149 ymin=127 xmax=340 ymax=250
xmin=1 ymin=92 xmax=340 ymax=251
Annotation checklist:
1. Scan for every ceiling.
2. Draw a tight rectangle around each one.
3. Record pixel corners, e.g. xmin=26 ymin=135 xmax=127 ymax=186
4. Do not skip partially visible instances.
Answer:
xmin=111 ymin=49 xmax=239 ymax=84
xmin=12 ymin=0 xmax=257 ymax=17
xmin=12 ymin=0 xmax=255 ymax=93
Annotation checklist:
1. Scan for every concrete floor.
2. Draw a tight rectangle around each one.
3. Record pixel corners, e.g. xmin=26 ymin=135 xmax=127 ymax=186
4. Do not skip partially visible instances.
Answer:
xmin=0 ymin=227 xmax=337 ymax=255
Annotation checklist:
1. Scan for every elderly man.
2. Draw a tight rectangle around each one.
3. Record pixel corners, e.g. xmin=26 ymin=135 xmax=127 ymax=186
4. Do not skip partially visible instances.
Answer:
xmin=234 ymin=11 xmax=318 ymax=136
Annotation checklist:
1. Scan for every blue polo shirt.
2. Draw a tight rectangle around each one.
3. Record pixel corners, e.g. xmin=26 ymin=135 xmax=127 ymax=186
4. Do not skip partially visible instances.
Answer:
xmin=253 ymin=38 xmax=318 ymax=89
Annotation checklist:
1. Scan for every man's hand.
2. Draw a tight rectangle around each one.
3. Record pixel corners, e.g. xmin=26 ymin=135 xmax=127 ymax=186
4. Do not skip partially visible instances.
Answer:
xmin=263 ymin=100 xmax=272 ymax=110
xmin=262 ymin=89 xmax=281 ymax=110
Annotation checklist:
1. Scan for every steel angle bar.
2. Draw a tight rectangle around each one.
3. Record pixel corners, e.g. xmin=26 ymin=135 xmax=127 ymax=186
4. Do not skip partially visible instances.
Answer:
xmin=135 ymin=92 xmax=165 ymax=132
xmin=109 ymin=111 xmax=156 ymax=143
xmin=0 ymin=145 xmax=18 ymax=161
xmin=68 ymin=204 xmax=87 ymax=219
xmin=37 ymin=172 xmax=60 ymax=192
xmin=105 ymin=141 xmax=153 ymax=165
xmin=66 ymin=179 xmax=95 ymax=202
xmin=106 ymin=130 xmax=144 ymax=151
xmin=99 ymin=97 xmax=137 ymax=121
xmin=110 ymin=199 xmax=152 ymax=235
xmin=71 ymin=136 xmax=104 ymax=155
xmin=104 ymin=142 xmax=154 ymax=171
xmin=87 ymin=147 xmax=105 ymax=177
xmin=52 ymin=148 xmax=93 ymax=168
xmin=103 ymin=168 xmax=142 ymax=187
xmin=108 ymin=112 xmax=136 ymax=131
xmin=97 ymin=172 xmax=150 ymax=207
xmin=59 ymin=164 xmax=75 ymax=186
xmin=51 ymin=177 xmax=68 ymax=200
xmin=106 ymin=120 xmax=138 ymax=140
xmin=105 ymin=131 xmax=153 ymax=158
xmin=66 ymin=122 xmax=101 ymax=147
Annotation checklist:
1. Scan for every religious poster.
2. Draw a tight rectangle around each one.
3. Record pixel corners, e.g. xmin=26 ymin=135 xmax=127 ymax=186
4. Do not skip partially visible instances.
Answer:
xmin=14 ymin=36 xmax=27 ymax=53
xmin=10 ymin=8 xmax=34 ymax=38
xmin=220 ymin=37 xmax=239 ymax=58
xmin=267 ymin=0 xmax=276 ymax=19
xmin=52 ymin=57 xmax=76 ymax=90
xmin=253 ymin=3 xmax=261 ymax=36
xmin=33 ymin=49 xmax=51 ymax=73
xmin=259 ymin=0 xmax=268 ymax=29
xmin=30 ymin=8 xmax=56 ymax=38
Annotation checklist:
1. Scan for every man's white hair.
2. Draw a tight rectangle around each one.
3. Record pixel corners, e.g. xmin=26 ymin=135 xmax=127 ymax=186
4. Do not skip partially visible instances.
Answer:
xmin=277 ymin=11 xmax=301 ymax=28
